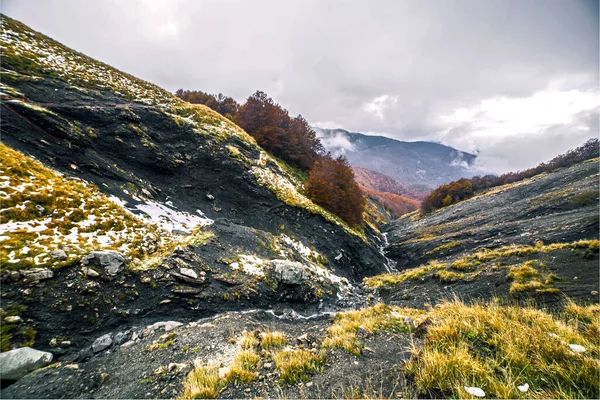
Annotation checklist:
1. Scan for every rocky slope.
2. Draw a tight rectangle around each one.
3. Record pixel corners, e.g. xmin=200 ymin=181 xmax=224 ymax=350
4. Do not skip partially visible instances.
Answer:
xmin=315 ymin=127 xmax=476 ymax=191
xmin=376 ymin=159 xmax=599 ymax=307
xmin=0 ymin=14 xmax=388 ymax=369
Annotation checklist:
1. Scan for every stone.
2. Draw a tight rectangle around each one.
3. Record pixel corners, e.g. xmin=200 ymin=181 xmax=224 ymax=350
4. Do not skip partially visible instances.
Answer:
xmin=263 ymin=362 xmax=273 ymax=370
xmin=120 ymin=340 xmax=135 ymax=348
xmin=269 ymin=260 xmax=306 ymax=285
xmin=146 ymin=321 xmax=183 ymax=332
xmin=464 ymin=387 xmax=485 ymax=397
xmin=206 ymin=193 xmax=215 ymax=201
xmin=0 ymin=347 xmax=54 ymax=381
xmin=218 ymin=367 xmax=230 ymax=379
xmin=179 ymin=268 xmax=198 ymax=279
xmin=92 ymin=334 xmax=113 ymax=353
xmin=140 ymin=276 xmax=152 ymax=284
xmin=82 ymin=267 xmax=100 ymax=278
xmin=81 ymin=251 xmax=126 ymax=276
xmin=306 ymin=381 xmax=313 ymax=388
xmin=21 ymin=268 xmax=53 ymax=282
xmin=50 ymin=249 xmax=68 ymax=260
xmin=34 ymin=204 xmax=46 ymax=216
xmin=4 ymin=316 xmax=22 ymax=324
xmin=9 ymin=270 xmax=20 ymax=281
xmin=114 ymin=331 xmax=130 ymax=346
xmin=60 ymin=341 xmax=72 ymax=348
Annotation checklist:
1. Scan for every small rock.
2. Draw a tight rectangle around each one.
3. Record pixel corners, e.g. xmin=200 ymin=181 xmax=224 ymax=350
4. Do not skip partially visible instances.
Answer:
xmin=50 ymin=250 xmax=68 ymax=260
xmin=49 ymin=338 xmax=59 ymax=347
xmin=34 ymin=204 xmax=46 ymax=216
xmin=306 ymin=381 xmax=313 ymax=388
xmin=120 ymin=340 xmax=135 ymax=348
xmin=60 ymin=341 xmax=72 ymax=348
xmin=159 ymin=299 xmax=171 ymax=305
xmin=464 ymin=387 xmax=485 ymax=397
xmin=4 ymin=316 xmax=22 ymax=324
xmin=99 ymin=372 xmax=110 ymax=385
xmin=66 ymin=305 xmax=72 ymax=311
xmin=269 ymin=260 xmax=306 ymax=285
xmin=146 ymin=321 xmax=183 ymax=332
xmin=81 ymin=251 xmax=126 ymax=276
xmin=65 ymin=364 xmax=79 ymax=369
xmin=92 ymin=334 xmax=113 ymax=353
xmin=82 ymin=268 xmax=100 ymax=278
xmin=218 ymin=367 xmax=230 ymax=379
xmin=0 ymin=347 xmax=54 ymax=380
xmin=21 ymin=268 xmax=53 ymax=282
xmin=206 ymin=193 xmax=215 ymax=201
xmin=114 ymin=331 xmax=129 ymax=345
xmin=263 ymin=362 xmax=273 ymax=369
xmin=244 ymin=388 xmax=251 ymax=393
xmin=9 ymin=270 xmax=20 ymax=281
xmin=568 ymin=344 xmax=586 ymax=353
xmin=140 ymin=276 xmax=152 ymax=284
xmin=591 ymin=290 xmax=599 ymax=296
xmin=179 ymin=268 xmax=198 ymax=279
xmin=517 ymin=383 xmax=529 ymax=393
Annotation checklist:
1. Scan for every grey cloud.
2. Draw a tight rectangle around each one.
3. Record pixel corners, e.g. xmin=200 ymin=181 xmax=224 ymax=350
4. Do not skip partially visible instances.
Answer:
xmin=4 ymin=0 xmax=598 ymax=173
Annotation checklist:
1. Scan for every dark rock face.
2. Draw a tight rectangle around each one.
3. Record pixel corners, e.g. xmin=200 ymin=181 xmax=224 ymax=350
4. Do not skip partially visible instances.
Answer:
xmin=384 ymin=160 xmax=599 ymax=270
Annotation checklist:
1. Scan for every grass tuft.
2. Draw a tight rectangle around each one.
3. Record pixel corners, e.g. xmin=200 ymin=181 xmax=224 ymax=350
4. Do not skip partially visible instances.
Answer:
xmin=273 ymin=349 xmax=326 ymax=384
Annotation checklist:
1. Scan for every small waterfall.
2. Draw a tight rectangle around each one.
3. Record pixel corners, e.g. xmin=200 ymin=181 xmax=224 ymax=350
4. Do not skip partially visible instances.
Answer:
xmin=379 ymin=232 xmax=398 ymax=273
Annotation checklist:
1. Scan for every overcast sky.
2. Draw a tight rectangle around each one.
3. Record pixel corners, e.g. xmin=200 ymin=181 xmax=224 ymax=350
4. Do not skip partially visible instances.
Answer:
xmin=4 ymin=0 xmax=599 ymax=173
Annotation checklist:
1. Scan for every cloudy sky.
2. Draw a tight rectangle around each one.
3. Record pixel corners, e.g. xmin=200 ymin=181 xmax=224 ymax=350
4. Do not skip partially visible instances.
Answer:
xmin=4 ymin=0 xmax=599 ymax=173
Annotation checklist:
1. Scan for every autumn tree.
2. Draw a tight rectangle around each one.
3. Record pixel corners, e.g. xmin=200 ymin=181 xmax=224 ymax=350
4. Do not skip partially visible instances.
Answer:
xmin=307 ymin=155 xmax=365 ymax=226
xmin=175 ymin=89 xmax=239 ymax=119
xmin=234 ymin=91 xmax=323 ymax=171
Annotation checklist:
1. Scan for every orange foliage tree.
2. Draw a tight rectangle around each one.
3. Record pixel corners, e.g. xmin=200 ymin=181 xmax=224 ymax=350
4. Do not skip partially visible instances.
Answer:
xmin=307 ymin=156 xmax=365 ymax=226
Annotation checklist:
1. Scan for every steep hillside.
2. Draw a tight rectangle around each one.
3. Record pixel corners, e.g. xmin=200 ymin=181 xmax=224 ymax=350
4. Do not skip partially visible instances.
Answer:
xmin=0 ymin=15 xmax=388 ymax=356
xmin=315 ymin=128 xmax=476 ymax=191
xmin=372 ymin=159 xmax=599 ymax=307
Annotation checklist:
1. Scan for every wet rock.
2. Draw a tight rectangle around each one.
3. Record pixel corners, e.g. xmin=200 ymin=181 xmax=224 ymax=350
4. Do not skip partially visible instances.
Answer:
xmin=21 ymin=268 xmax=53 ymax=282
xmin=92 ymin=334 xmax=113 ymax=353
xmin=50 ymin=249 xmax=68 ymax=260
xmin=0 ymin=347 xmax=53 ymax=381
xmin=269 ymin=260 xmax=306 ymax=285
xmin=81 ymin=251 xmax=126 ymax=276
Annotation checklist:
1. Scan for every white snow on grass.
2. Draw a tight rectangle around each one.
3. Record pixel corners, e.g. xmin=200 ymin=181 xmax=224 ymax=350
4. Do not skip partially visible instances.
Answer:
xmin=134 ymin=200 xmax=213 ymax=233
xmin=229 ymin=254 xmax=265 ymax=277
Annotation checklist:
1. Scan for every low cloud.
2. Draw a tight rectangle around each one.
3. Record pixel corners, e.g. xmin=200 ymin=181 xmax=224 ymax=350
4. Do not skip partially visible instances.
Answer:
xmin=315 ymin=129 xmax=356 ymax=157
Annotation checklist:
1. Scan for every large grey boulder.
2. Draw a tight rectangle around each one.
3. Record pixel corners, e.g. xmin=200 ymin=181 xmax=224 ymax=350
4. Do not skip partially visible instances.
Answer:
xmin=91 ymin=334 xmax=113 ymax=353
xmin=81 ymin=251 xmax=126 ymax=276
xmin=20 ymin=268 xmax=53 ymax=282
xmin=269 ymin=260 xmax=306 ymax=285
xmin=0 ymin=347 xmax=53 ymax=381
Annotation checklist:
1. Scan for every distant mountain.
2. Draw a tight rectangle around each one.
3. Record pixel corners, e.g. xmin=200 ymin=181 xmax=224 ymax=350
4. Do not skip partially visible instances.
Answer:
xmin=315 ymin=128 xmax=477 ymax=191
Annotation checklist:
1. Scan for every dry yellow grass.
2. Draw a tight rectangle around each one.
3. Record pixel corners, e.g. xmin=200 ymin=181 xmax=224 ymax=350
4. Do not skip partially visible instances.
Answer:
xmin=273 ymin=349 xmax=326 ymax=383
xmin=260 ymin=331 xmax=287 ymax=351
xmin=406 ymin=299 xmax=600 ymax=399
xmin=322 ymin=303 xmax=424 ymax=355
xmin=179 ymin=363 xmax=222 ymax=399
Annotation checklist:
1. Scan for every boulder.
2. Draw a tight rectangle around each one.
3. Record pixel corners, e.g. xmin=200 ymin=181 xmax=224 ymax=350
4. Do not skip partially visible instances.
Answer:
xmin=0 ymin=347 xmax=53 ymax=381
xmin=20 ymin=268 xmax=53 ymax=282
xmin=81 ymin=251 xmax=126 ymax=276
xmin=91 ymin=334 xmax=113 ymax=353
xmin=269 ymin=260 xmax=306 ymax=285
xmin=50 ymin=249 xmax=68 ymax=260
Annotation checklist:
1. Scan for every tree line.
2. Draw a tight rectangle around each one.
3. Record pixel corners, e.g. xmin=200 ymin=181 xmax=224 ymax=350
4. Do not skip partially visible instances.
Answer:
xmin=175 ymin=88 xmax=365 ymax=226
xmin=421 ymin=138 xmax=599 ymax=213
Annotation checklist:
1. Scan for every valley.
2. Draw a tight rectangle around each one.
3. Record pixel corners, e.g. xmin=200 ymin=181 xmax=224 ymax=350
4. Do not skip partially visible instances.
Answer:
xmin=0 ymin=14 xmax=598 ymax=400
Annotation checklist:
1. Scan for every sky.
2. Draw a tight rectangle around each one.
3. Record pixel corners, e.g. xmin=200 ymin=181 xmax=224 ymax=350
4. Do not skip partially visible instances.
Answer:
xmin=3 ymin=0 xmax=599 ymax=173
